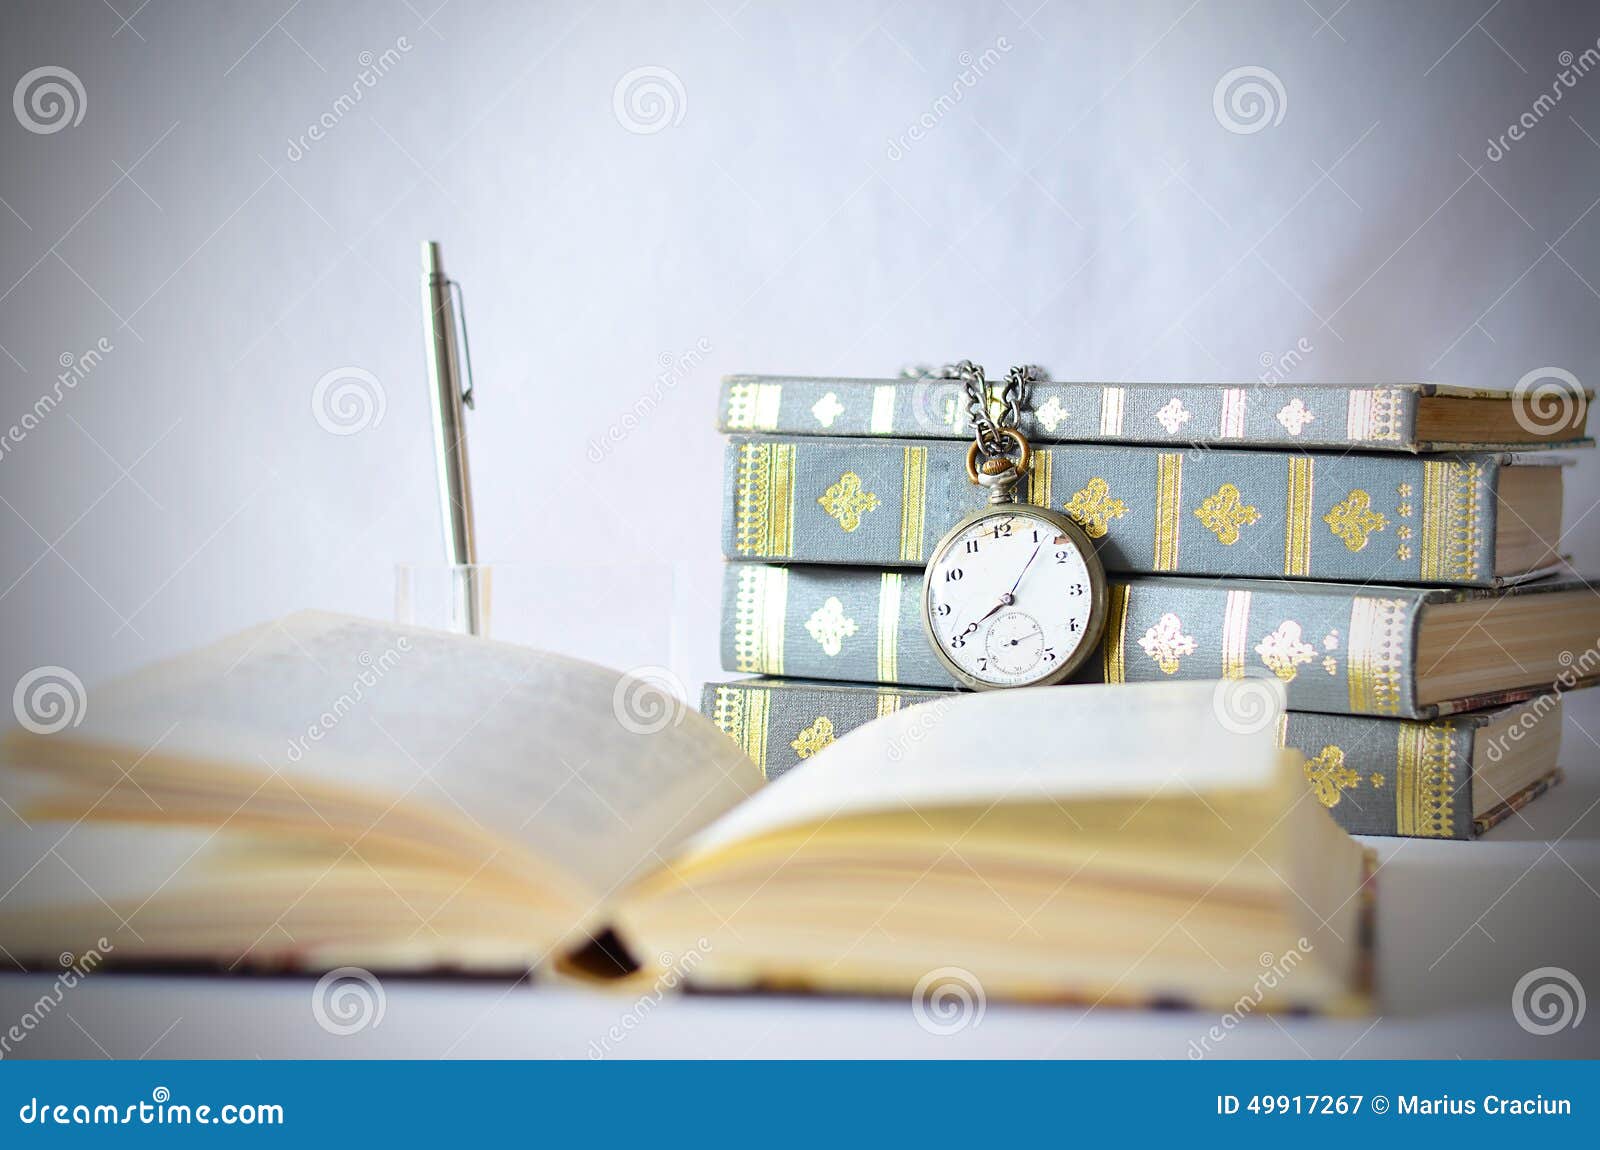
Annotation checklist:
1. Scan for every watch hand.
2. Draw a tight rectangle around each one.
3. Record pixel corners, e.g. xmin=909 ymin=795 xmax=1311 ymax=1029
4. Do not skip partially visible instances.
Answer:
xmin=968 ymin=544 xmax=1044 ymax=627
xmin=1005 ymin=544 xmax=1042 ymax=599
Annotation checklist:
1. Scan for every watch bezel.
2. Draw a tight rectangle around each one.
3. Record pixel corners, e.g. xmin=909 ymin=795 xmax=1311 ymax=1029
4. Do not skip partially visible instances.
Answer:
xmin=920 ymin=505 xmax=1109 ymax=691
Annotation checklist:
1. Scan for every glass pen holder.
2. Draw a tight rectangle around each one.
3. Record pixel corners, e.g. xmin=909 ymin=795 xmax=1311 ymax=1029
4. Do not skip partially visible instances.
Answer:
xmin=395 ymin=563 xmax=494 ymax=637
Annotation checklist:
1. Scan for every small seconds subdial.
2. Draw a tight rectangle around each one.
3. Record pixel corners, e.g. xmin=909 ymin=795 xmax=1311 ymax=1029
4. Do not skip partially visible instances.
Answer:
xmin=922 ymin=508 xmax=1106 ymax=690
xmin=985 ymin=611 xmax=1045 ymax=676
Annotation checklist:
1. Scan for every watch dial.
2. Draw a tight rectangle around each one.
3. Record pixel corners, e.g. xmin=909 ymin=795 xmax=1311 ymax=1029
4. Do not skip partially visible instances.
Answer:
xmin=925 ymin=511 xmax=1097 ymax=687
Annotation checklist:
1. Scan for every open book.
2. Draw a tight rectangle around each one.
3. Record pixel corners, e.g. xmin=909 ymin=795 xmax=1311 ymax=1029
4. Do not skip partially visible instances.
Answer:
xmin=0 ymin=613 xmax=1371 ymax=1011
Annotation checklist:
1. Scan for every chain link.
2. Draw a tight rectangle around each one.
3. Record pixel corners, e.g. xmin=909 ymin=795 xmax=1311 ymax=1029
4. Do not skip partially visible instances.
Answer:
xmin=939 ymin=361 xmax=1045 ymax=459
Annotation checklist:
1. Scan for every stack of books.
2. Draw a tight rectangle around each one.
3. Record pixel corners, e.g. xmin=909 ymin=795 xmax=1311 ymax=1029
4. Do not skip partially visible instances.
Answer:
xmin=703 ymin=372 xmax=1596 ymax=840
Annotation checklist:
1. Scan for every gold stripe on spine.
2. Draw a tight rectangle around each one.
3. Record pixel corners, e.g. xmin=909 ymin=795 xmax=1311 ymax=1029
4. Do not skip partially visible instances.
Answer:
xmin=870 ymin=385 xmax=897 ymax=435
xmin=734 ymin=442 xmax=796 ymax=558
xmin=1420 ymin=460 xmax=1484 ymax=583
xmin=1102 ymin=583 xmax=1130 ymax=683
xmin=733 ymin=565 xmax=788 ymax=674
xmin=1027 ymin=448 xmax=1053 ymax=509
xmin=876 ymin=693 xmax=902 ymax=720
xmin=1099 ymin=387 xmax=1126 ymax=437
xmin=1221 ymin=589 xmax=1253 ymax=679
xmin=1219 ymin=388 xmax=1248 ymax=439
xmin=1153 ymin=454 xmax=1183 ymax=571
xmin=1284 ymin=456 xmax=1315 ymax=577
xmin=877 ymin=572 xmax=904 ymax=683
xmin=899 ymin=446 xmax=929 ymax=562
xmin=725 ymin=383 xmax=782 ymax=431
xmin=1395 ymin=722 xmax=1456 ymax=837
xmin=1346 ymin=596 xmax=1408 ymax=715
xmin=1346 ymin=387 xmax=1403 ymax=442
xmin=1273 ymin=712 xmax=1289 ymax=749
xmin=710 ymin=685 xmax=770 ymax=775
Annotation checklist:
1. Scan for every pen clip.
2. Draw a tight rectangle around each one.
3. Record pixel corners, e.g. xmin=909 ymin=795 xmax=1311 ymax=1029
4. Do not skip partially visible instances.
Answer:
xmin=447 ymin=278 xmax=476 ymax=411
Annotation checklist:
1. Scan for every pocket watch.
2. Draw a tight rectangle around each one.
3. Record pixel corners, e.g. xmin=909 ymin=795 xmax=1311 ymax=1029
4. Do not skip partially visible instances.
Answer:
xmin=921 ymin=363 xmax=1108 ymax=690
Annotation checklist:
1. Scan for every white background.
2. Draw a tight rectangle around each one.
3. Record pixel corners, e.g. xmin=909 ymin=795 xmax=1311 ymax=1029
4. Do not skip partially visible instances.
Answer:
xmin=2 ymin=0 xmax=1599 ymax=1058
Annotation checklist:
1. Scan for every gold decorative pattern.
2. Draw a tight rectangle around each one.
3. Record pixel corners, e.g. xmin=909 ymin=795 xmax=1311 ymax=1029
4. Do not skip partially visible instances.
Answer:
xmin=1284 ymin=456 xmax=1315 ymax=576
xmin=1397 ymin=483 xmax=1412 ymax=498
xmin=791 ymin=715 xmax=836 ymax=760
xmin=1347 ymin=596 xmax=1409 ymax=715
xmin=1396 ymin=525 xmax=1412 ymax=539
xmin=1323 ymin=489 xmax=1387 ymax=551
xmin=1219 ymin=388 xmax=1248 ymax=438
xmin=733 ymin=565 xmax=788 ymax=674
xmin=869 ymin=385 xmax=896 ymax=434
xmin=1396 ymin=502 xmax=1413 ymax=518
xmin=805 ymin=597 xmax=858 ymax=656
xmin=1154 ymin=396 xmax=1192 ymax=435
xmin=1099 ymin=386 xmax=1126 ymax=436
xmin=1061 ymin=477 xmax=1127 ymax=538
xmin=1303 ymin=745 xmax=1360 ymax=808
xmin=1102 ymin=583 xmax=1130 ymax=683
xmin=1395 ymin=722 xmax=1457 ymax=837
xmin=1221 ymin=589 xmax=1253 ymax=679
xmin=1027 ymin=448 xmax=1053 ymax=510
xmin=1370 ymin=773 xmax=1385 ymax=788
xmin=1138 ymin=613 xmax=1197 ymax=674
xmin=1256 ymin=620 xmax=1316 ymax=681
xmin=1036 ymin=395 xmax=1067 ymax=432
xmin=1323 ymin=630 xmax=1339 ymax=651
xmin=725 ymin=382 xmax=782 ymax=431
xmin=876 ymin=693 xmax=902 ymax=720
xmin=711 ymin=685 xmax=770 ymax=774
xmin=1396 ymin=543 xmax=1412 ymax=561
xmin=899 ymin=446 xmax=928 ymax=562
xmin=1276 ymin=397 xmax=1316 ymax=436
xmin=734 ymin=442 xmax=797 ymax=557
xmin=818 ymin=471 xmax=879 ymax=532
xmin=811 ymin=392 xmax=845 ymax=427
xmin=1194 ymin=483 xmax=1260 ymax=545
xmin=1346 ymin=387 xmax=1404 ymax=442
xmin=1322 ymin=656 xmax=1338 ymax=675
xmin=877 ymin=573 xmax=903 ymax=683
xmin=1153 ymin=453 xmax=1184 ymax=571
xmin=1420 ymin=460 xmax=1484 ymax=583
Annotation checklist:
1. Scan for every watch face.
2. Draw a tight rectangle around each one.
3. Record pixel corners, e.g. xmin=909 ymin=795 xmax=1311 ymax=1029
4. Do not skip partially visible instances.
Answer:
xmin=923 ymin=508 xmax=1104 ymax=689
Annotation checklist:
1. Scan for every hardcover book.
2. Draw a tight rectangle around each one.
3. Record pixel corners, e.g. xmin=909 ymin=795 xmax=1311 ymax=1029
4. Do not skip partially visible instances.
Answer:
xmin=719 ymin=374 xmax=1593 ymax=451
xmin=720 ymin=563 xmax=1600 ymax=718
xmin=722 ymin=434 xmax=1565 ymax=586
xmin=0 ymin=616 xmax=1371 ymax=1013
xmin=703 ymin=678 xmax=1565 ymax=840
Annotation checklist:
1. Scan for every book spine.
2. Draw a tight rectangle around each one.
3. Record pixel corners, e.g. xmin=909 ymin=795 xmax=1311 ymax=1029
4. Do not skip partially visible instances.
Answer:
xmin=722 ymin=435 xmax=1501 ymax=585
xmin=702 ymin=679 xmax=1478 ymax=839
xmin=720 ymin=377 xmax=1422 ymax=450
xmin=720 ymin=564 xmax=1428 ymax=717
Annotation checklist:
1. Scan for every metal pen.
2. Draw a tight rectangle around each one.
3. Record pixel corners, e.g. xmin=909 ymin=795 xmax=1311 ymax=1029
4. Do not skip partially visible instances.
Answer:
xmin=420 ymin=240 xmax=483 ymax=635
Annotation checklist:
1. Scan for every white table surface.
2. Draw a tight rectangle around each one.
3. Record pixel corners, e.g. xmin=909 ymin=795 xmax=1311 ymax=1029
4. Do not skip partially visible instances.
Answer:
xmin=3 ymin=769 xmax=1597 ymax=1060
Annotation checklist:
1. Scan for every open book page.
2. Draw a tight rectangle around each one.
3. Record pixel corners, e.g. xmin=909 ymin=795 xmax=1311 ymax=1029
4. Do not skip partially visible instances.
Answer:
xmin=681 ymin=680 xmax=1286 ymax=858
xmin=4 ymin=612 xmax=762 ymax=904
